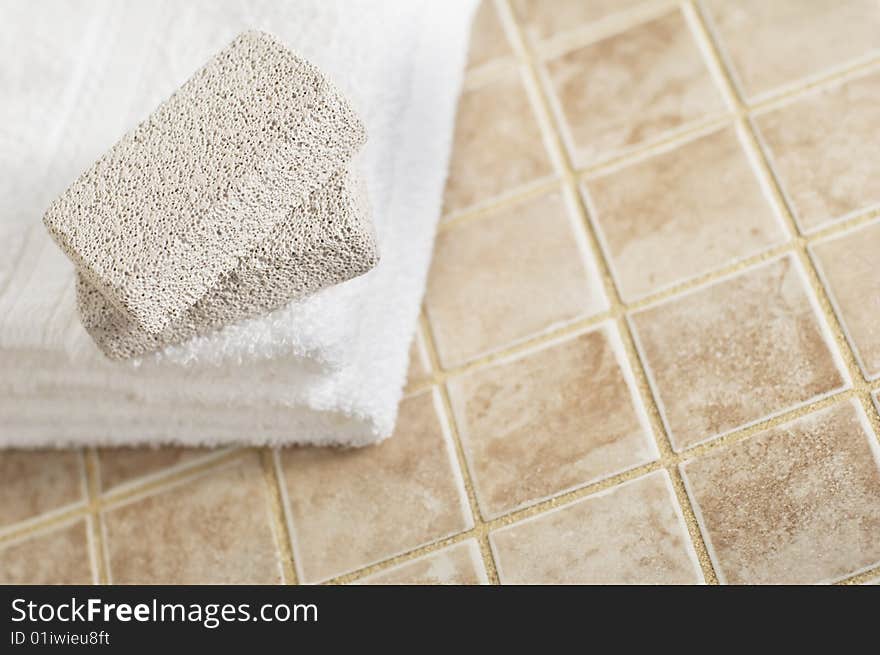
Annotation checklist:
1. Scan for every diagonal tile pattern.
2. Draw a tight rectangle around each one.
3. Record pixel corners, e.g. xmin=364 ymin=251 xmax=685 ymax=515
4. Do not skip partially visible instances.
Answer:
xmin=4 ymin=1 xmax=880 ymax=586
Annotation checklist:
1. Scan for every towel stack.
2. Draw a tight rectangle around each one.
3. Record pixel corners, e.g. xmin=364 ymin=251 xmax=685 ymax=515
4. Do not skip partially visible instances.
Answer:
xmin=0 ymin=0 xmax=478 ymax=449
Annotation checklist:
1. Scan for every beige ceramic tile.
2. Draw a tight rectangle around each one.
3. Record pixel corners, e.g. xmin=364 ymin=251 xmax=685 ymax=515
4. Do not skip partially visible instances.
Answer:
xmin=449 ymin=325 xmax=657 ymax=519
xmin=98 ymin=447 xmax=222 ymax=492
xmin=356 ymin=540 xmax=488 ymax=585
xmin=701 ymin=0 xmax=880 ymax=101
xmin=427 ymin=189 xmax=606 ymax=368
xmin=811 ymin=220 xmax=880 ymax=381
xmin=279 ymin=391 xmax=471 ymax=583
xmin=543 ymin=9 xmax=725 ymax=167
xmin=586 ymin=125 xmax=786 ymax=301
xmin=443 ymin=68 xmax=553 ymax=215
xmin=467 ymin=1 xmax=512 ymax=70
xmin=630 ymin=255 xmax=847 ymax=451
xmin=405 ymin=333 xmax=430 ymax=392
xmin=0 ymin=520 xmax=93 ymax=584
xmin=682 ymin=400 xmax=880 ymax=584
xmin=511 ymin=0 xmax=648 ymax=44
xmin=103 ymin=456 xmax=281 ymax=584
xmin=491 ymin=471 xmax=701 ymax=584
xmin=0 ymin=451 xmax=84 ymax=529
xmin=754 ymin=71 xmax=880 ymax=233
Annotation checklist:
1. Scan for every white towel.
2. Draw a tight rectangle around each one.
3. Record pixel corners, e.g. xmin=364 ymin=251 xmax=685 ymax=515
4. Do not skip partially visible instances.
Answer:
xmin=0 ymin=0 xmax=476 ymax=447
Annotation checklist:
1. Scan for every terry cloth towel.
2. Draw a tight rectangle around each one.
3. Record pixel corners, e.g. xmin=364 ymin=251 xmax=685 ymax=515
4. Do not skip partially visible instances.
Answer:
xmin=0 ymin=0 xmax=477 ymax=448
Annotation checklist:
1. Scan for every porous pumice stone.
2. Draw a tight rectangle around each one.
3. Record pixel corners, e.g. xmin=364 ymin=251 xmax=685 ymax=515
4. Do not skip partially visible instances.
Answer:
xmin=43 ymin=30 xmax=368 ymax=336
xmin=78 ymin=168 xmax=378 ymax=359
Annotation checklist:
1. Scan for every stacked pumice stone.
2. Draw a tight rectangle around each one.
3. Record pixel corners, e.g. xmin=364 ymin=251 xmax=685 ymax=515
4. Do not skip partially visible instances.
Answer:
xmin=43 ymin=30 xmax=378 ymax=360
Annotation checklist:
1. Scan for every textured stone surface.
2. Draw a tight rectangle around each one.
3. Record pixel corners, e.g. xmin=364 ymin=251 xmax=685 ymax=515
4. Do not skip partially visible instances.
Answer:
xmin=427 ymin=189 xmax=606 ymax=368
xmin=585 ymin=125 xmax=786 ymax=301
xmin=43 ymin=30 xmax=373 ymax=352
xmin=102 ymin=456 xmax=282 ymax=584
xmin=491 ymin=471 xmax=702 ymax=584
xmin=77 ymin=168 xmax=377 ymax=359
xmin=279 ymin=391 xmax=471 ymax=583
xmin=448 ymin=326 xmax=656 ymax=518
xmin=0 ymin=521 xmax=93 ymax=584
xmin=356 ymin=540 xmax=488 ymax=585
xmin=810 ymin=220 xmax=880 ymax=380
xmin=682 ymin=400 xmax=880 ymax=584
xmin=754 ymin=71 xmax=880 ymax=232
xmin=702 ymin=0 xmax=880 ymax=100
xmin=630 ymin=256 xmax=847 ymax=451
xmin=544 ymin=9 xmax=724 ymax=166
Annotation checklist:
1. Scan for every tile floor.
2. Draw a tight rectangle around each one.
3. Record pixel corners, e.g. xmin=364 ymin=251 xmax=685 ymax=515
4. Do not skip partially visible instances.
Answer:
xmin=2 ymin=0 xmax=880 ymax=585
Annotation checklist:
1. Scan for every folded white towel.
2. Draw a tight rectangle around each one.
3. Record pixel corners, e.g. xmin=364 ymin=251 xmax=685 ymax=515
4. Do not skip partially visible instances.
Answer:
xmin=0 ymin=0 xmax=476 ymax=447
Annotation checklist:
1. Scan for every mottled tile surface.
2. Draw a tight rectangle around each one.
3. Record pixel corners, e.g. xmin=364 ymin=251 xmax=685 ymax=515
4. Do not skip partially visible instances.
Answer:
xmin=682 ymin=400 xmax=880 ymax=584
xmin=512 ymin=0 xmax=647 ymax=44
xmin=811 ymin=220 xmax=880 ymax=380
xmin=586 ymin=125 xmax=785 ymax=301
xmin=702 ymin=0 xmax=880 ymax=100
xmin=103 ymin=456 xmax=281 ymax=584
xmin=0 ymin=520 xmax=93 ymax=584
xmin=98 ymin=447 xmax=219 ymax=492
xmin=449 ymin=326 xmax=657 ymax=518
xmin=544 ymin=9 xmax=725 ymax=166
xmin=491 ymin=471 xmax=701 ymax=584
xmin=631 ymin=256 xmax=847 ymax=451
xmin=755 ymin=71 xmax=880 ymax=232
xmin=405 ymin=334 xmax=431 ymax=392
xmin=443 ymin=68 xmax=553 ymax=214
xmin=0 ymin=451 xmax=84 ymax=528
xmin=427 ymin=190 xmax=606 ymax=368
xmin=357 ymin=540 xmax=488 ymax=585
xmin=467 ymin=1 xmax=512 ymax=70
xmin=280 ymin=391 xmax=471 ymax=583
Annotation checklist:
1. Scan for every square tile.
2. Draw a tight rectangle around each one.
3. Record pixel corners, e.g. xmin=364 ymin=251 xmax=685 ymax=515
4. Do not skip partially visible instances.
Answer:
xmin=427 ymin=189 xmax=607 ymax=368
xmin=0 ymin=520 xmax=94 ymax=585
xmin=543 ymin=9 xmax=726 ymax=167
xmin=630 ymin=255 xmax=848 ymax=451
xmin=448 ymin=324 xmax=657 ymax=519
xmin=356 ymin=540 xmax=488 ymax=585
xmin=811 ymin=220 xmax=880 ymax=380
xmin=585 ymin=125 xmax=786 ymax=301
xmin=0 ymin=451 xmax=85 ymax=529
xmin=404 ymin=333 xmax=431 ymax=392
xmin=490 ymin=471 xmax=702 ymax=584
xmin=467 ymin=1 xmax=512 ymax=71
xmin=681 ymin=399 xmax=880 ymax=584
xmin=754 ymin=71 xmax=880 ymax=233
xmin=701 ymin=0 xmax=880 ymax=101
xmin=102 ymin=456 xmax=282 ymax=584
xmin=443 ymin=68 xmax=554 ymax=215
xmin=511 ymin=0 xmax=648 ymax=45
xmin=279 ymin=391 xmax=471 ymax=583
xmin=98 ymin=447 xmax=225 ymax=492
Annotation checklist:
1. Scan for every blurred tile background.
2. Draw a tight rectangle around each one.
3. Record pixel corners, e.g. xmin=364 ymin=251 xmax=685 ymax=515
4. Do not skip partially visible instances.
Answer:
xmin=2 ymin=0 xmax=879 ymax=585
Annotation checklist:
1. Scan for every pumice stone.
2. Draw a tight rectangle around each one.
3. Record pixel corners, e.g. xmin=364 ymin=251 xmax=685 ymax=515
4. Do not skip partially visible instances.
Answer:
xmin=43 ymin=30 xmax=378 ymax=358
xmin=77 ymin=169 xmax=377 ymax=359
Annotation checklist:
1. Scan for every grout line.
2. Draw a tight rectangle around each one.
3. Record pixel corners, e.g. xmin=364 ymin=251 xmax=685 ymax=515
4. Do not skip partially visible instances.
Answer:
xmin=418 ymin=313 xmax=501 ymax=584
xmin=260 ymin=447 xmax=299 ymax=585
xmin=82 ymin=448 xmax=109 ymax=585
xmin=837 ymin=563 xmax=880 ymax=586
xmin=98 ymin=448 xmax=249 ymax=509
